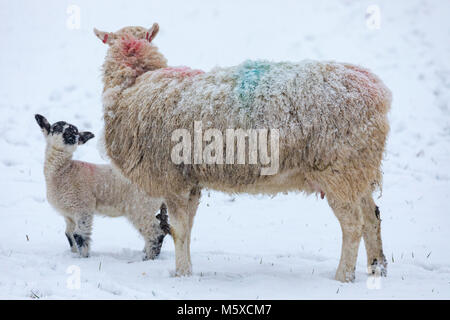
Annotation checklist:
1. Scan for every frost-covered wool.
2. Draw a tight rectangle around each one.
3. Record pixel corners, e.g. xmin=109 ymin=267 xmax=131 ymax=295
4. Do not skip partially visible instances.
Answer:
xmin=103 ymin=55 xmax=391 ymax=202
xmin=96 ymin=25 xmax=391 ymax=281
xmin=35 ymin=114 xmax=170 ymax=260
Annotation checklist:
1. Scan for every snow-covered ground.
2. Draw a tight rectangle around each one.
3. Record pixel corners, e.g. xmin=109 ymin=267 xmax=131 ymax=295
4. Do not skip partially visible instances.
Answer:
xmin=1 ymin=0 xmax=449 ymax=299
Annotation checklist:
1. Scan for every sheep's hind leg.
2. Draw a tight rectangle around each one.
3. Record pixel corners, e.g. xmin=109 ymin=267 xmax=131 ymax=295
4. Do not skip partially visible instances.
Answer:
xmin=64 ymin=217 xmax=78 ymax=253
xmin=360 ymin=193 xmax=387 ymax=276
xmin=73 ymin=212 xmax=93 ymax=258
xmin=328 ymin=198 xmax=363 ymax=282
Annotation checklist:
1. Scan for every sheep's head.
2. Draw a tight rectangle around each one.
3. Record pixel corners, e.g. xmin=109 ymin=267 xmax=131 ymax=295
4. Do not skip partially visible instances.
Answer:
xmin=94 ymin=24 xmax=159 ymax=46
xmin=94 ymin=23 xmax=167 ymax=86
xmin=35 ymin=114 xmax=94 ymax=153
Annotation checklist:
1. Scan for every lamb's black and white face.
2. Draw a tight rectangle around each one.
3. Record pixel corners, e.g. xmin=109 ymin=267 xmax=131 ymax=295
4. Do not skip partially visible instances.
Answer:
xmin=35 ymin=114 xmax=94 ymax=152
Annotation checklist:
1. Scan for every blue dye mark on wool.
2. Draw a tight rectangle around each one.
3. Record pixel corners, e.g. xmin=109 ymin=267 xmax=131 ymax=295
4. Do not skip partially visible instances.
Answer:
xmin=234 ymin=60 xmax=271 ymax=113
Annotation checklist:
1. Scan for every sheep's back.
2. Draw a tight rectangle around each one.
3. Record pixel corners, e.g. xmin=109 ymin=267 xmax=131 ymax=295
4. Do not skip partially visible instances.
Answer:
xmin=103 ymin=60 xmax=391 ymax=198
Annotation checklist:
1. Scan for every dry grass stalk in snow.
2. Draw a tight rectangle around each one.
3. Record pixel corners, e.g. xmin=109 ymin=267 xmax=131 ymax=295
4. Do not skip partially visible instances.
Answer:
xmin=35 ymin=114 xmax=170 ymax=259
xmin=94 ymin=23 xmax=391 ymax=282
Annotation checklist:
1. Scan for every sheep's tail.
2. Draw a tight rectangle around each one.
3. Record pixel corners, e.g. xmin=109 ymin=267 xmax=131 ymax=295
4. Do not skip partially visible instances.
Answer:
xmin=346 ymin=64 xmax=392 ymax=197
xmin=328 ymin=64 xmax=392 ymax=202
xmin=344 ymin=64 xmax=392 ymax=115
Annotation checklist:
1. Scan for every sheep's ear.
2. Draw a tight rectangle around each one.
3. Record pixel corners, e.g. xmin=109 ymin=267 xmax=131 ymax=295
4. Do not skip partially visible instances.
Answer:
xmin=35 ymin=114 xmax=50 ymax=136
xmin=146 ymin=23 xmax=159 ymax=42
xmin=78 ymin=131 xmax=95 ymax=145
xmin=93 ymin=28 xmax=115 ymax=45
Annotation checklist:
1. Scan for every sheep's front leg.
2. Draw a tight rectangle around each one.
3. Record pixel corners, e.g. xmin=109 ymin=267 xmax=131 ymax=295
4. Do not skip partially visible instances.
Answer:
xmin=73 ymin=212 xmax=93 ymax=258
xmin=167 ymin=187 xmax=201 ymax=276
xmin=360 ymin=194 xmax=387 ymax=276
xmin=328 ymin=198 xmax=363 ymax=282
xmin=64 ymin=217 xmax=78 ymax=253
xmin=186 ymin=187 xmax=201 ymax=266
xmin=169 ymin=208 xmax=191 ymax=276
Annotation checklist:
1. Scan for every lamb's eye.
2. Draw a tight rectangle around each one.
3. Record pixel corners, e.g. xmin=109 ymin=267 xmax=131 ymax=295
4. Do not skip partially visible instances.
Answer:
xmin=63 ymin=130 xmax=77 ymax=145
xmin=68 ymin=125 xmax=78 ymax=134
xmin=51 ymin=121 xmax=66 ymax=134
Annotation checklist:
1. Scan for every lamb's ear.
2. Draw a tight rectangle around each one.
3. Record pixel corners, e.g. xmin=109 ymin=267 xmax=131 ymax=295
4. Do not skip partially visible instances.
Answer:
xmin=93 ymin=28 xmax=115 ymax=45
xmin=35 ymin=114 xmax=50 ymax=136
xmin=78 ymin=131 xmax=95 ymax=145
xmin=146 ymin=23 xmax=159 ymax=42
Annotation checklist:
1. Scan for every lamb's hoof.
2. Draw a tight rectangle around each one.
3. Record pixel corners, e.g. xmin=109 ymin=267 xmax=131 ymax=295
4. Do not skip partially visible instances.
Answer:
xmin=335 ymin=269 xmax=355 ymax=283
xmin=78 ymin=247 xmax=90 ymax=258
xmin=143 ymin=250 xmax=159 ymax=261
xmin=367 ymin=258 xmax=387 ymax=277
xmin=73 ymin=234 xmax=90 ymax=258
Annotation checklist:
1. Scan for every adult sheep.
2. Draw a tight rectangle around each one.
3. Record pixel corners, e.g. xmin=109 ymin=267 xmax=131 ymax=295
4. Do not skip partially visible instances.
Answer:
xmin=94 ymin=23 xmax=391 ymax=282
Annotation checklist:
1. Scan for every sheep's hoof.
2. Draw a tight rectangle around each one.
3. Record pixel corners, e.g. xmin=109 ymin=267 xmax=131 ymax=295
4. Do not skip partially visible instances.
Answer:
xmin=175 ymin=270 xmax=192 ymax=277
xmin=335 ymin=269 xmax=355 ymax=283
xmin=367 ymin=258 xmax=387 ymax=277
xmin=175 ymin=265 xmax=193 ymax=277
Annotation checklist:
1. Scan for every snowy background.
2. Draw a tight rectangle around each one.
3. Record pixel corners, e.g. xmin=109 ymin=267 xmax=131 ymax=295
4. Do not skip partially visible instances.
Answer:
xmin=1 ymin=0 xmax=449 ymax=299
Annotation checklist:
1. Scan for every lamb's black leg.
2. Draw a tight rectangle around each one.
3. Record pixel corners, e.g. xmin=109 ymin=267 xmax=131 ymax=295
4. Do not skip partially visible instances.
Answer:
xmin=64 ymin=217 xmax=78 ymax=253
xmin=143 ymin=203 xmax=171 ymax=260
xmin=156 ymin=203 xmax=171 ymax=235
xmin=73 ymin=212 xmax=93 ymax=258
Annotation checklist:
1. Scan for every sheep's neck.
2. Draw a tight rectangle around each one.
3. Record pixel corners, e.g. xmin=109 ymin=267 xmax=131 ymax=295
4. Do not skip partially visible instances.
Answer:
xmin=44 ymin=145 xmax=73 ymax=178
xmin=101 ymin=46 xmax=168 ymax=92
xmin=101 ymin=60 xmax=137 ymax=92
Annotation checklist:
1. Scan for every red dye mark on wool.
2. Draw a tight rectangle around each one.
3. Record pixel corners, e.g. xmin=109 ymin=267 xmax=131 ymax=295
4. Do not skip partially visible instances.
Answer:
xmin=159 ymin=66 xmax=204 ymax=78
xmin=77 ymin=161 xmax=96 ymax=176
xmin=120 ymin=36 xmax=146 ymax=57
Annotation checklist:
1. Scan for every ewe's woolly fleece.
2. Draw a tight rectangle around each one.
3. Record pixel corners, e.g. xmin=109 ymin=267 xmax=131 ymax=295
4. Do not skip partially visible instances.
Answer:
xmin=102 ymin=34 xmax=391 ymax=203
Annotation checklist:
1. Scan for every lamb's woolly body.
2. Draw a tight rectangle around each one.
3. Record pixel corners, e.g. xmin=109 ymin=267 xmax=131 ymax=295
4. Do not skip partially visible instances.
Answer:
xmin=103 ymin=59 xmax=391 ymax=203
xmin=43 ymin=140 xmax=167 ymax=259
xmin=98 ymin=27 xmax=391 ymax=280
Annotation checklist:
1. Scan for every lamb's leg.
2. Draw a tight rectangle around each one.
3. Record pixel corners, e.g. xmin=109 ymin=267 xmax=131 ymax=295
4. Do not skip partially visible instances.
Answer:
xmin=360 ymin=194 xmax=387 ymax=276
xmin=167 ymin=187 xmax=201 ymax=276
xmin=128 ymin=206 xmax=169 ymax=261
xmin=64 ymin=217 xmax=78 ymax=253
xmin=73 ymin=212 xmax=93 ymax=258
xmin=145 ymin=203 xmax=171 ymax=260
xmin=328 ymin=198 xmax=363 ymax=282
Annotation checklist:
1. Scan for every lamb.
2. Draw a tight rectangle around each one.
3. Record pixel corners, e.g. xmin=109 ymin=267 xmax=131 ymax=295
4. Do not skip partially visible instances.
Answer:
xmin=35 ymin=114 xmax=170 ymax=259
xmin=94 ymin=23 xmax=391 ymax=282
